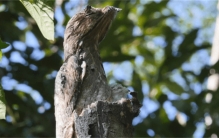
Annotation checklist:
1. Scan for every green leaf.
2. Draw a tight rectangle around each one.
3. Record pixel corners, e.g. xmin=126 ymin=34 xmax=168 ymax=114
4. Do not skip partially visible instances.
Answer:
xmin=0 ymin=39 xmax=9 ymax=60
xmin=138 ymin=46 xmax=155 ymax=64
xmin=164 ymin=79 xmax=184 ymax=95
xmin=20 ymin=0 xmax=54 ymax=41
xmin=0 ymin=84 xmax=6 ymax=119
xmin=102 ymin=54 xmax=135 ymax=62
xmin=0 ymin=39 xmax=9 ymax=49
xmin=131 ymin=71 xmax=143 ymax=101
xmin=163 ymin=26 xmax=177 ymax=56
xmin=0 ymin=51 xmax=2 ymax=60
xmin=178 ymin=29 xmax=199 ymax=52
xmin=143 ymin=15 xmax=175 ymax=28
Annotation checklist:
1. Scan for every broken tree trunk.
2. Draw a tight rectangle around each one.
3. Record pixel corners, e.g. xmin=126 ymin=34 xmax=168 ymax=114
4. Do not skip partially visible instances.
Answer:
xmin=54 ymin=5 xmax=141 ymax=138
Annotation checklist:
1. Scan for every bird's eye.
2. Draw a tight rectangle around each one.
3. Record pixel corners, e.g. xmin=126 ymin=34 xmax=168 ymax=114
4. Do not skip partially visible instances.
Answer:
xmin=85 ymin=5 xmax=94 ymax=16
xmin=85 ymin=5 xmax=91 ymax=13
xmin=87 ymin=5 xmax=91 ymax=10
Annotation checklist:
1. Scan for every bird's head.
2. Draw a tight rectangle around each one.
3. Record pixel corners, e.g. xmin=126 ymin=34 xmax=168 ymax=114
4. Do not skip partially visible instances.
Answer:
xmin=64 ymin=5 xmax=121 ymax=45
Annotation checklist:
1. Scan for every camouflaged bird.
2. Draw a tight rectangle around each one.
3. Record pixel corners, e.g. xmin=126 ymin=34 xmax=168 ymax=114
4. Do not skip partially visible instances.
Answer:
xmin=55 ymin=6 xmax=121 ymax=138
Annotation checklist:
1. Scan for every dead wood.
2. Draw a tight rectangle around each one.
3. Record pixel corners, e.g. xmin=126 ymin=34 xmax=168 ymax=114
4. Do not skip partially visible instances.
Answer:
xmin=54 ymin=5 xmax=141 ymax=138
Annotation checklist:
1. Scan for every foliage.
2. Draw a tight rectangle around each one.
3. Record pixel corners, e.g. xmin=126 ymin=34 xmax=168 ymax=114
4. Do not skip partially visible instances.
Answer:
xmin=20 ymin=0 xmax=54 ymax=41
xmin=0 ymin=39 xmax=9 ymax=49
xmin=0 ymin=38 xmax=10 ymax=119
xmin=0 ymin=78 xmax=6 ymax=120
xmin=0 ymin=0 xmax=218 ymax=137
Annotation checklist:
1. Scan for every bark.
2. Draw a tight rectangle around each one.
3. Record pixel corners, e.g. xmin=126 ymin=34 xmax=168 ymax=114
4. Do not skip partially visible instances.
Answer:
xmin=54 ymin=6 xmax=141 ymax=138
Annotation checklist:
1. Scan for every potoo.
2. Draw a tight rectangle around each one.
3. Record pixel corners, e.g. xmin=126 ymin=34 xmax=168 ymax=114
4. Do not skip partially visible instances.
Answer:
xmin=55 ymin=6 xmax=121 ymax=138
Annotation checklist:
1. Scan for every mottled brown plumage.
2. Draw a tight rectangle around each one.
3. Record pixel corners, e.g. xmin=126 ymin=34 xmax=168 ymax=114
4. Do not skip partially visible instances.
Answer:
xmin=64 ymin=5 xmax=121 ymax=61
xmin=55 ymin=6 xmax=120 ymax=138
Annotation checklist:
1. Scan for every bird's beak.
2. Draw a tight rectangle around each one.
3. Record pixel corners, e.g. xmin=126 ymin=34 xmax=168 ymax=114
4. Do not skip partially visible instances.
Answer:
xmin=115 ymin=7 xmax=122 ymax=12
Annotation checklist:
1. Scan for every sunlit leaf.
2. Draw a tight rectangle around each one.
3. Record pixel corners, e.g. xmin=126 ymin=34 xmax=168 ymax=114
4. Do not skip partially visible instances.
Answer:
xmin=20 ymin=0 xmax=54 ymax=41
xmin=0 ymin=85 xmax=6 ymax=119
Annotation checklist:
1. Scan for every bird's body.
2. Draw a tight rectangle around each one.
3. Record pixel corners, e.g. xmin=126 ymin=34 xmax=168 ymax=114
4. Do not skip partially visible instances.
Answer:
xmin=54 ymin=6 xmax=120 ymax=138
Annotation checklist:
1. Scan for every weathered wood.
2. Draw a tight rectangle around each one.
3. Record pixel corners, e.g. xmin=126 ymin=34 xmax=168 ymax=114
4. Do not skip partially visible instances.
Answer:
xmin=54 ymin=5 xmax=141 ymax=138
xmin=73 ymin=100 xmax=138 ymax=137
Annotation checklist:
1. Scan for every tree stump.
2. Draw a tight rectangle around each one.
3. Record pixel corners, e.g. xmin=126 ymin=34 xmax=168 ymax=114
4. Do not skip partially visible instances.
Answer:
xmin=54 ymin=5 xmax=141 ymax=138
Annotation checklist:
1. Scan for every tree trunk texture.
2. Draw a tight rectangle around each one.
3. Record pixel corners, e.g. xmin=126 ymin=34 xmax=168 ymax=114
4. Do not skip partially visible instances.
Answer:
xmin=54 ymin=6 xmax=141 ymax=138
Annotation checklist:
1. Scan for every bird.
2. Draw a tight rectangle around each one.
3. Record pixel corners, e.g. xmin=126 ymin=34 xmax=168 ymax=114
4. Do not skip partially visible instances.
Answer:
xmin=54 ymin=5 xmax=121 ymax=138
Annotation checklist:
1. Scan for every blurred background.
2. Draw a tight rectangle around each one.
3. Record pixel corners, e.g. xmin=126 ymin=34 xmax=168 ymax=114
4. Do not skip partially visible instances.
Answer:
xmin=0 ymin=0 xmax=219 ymax=137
